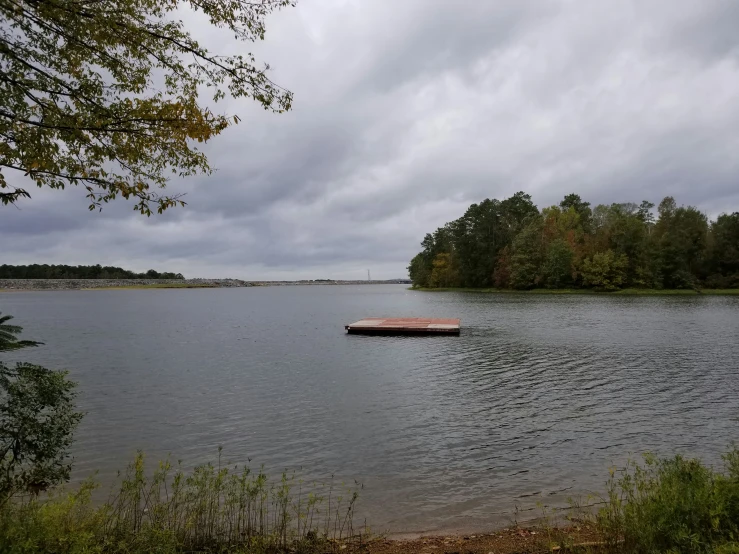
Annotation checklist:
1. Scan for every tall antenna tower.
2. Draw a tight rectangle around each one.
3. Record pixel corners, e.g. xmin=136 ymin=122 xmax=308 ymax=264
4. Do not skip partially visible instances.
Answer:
xmin=367 ymin=269 xmax=371 ymax=281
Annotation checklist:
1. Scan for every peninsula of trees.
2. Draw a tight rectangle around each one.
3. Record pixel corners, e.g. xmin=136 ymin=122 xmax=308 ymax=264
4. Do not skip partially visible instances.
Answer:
xmin=408 ymin=193 xmax=739 ymax=291
xmin=0 ymin=265 xmax=184 ymax=280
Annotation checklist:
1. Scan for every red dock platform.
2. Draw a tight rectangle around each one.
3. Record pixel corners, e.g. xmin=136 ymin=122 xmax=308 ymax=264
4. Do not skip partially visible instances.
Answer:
xmin=345 ymin=317 xmax=461 ymax=335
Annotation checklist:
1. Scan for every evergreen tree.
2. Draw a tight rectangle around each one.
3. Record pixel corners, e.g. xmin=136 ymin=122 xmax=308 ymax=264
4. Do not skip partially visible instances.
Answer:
xmin=509 ymin=217 xmax=545 ymax=289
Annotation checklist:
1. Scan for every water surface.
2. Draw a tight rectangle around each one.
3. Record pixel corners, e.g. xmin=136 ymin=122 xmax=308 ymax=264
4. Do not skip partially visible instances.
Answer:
xmin=2 ymin=286 xmax=738 ymax=533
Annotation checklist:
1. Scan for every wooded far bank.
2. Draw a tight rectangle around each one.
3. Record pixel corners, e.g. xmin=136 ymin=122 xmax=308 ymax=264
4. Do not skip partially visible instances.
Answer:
xmin=408 ymin=193 xmax=739 ymax=291
xmin=0 ymin=265 xmax=184 ymax=280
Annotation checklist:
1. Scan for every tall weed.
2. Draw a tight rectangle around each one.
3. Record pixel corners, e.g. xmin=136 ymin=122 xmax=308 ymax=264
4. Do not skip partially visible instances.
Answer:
xmin=0 ymin=450 xmax=363 ymax=554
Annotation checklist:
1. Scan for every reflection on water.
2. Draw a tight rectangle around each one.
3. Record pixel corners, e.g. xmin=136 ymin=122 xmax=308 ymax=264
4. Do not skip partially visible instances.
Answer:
xmin=2 ymin=286 xmax=738 ymax=533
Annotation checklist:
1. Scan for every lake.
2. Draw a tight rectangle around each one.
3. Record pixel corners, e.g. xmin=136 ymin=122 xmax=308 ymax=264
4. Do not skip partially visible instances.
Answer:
xmin=2 ymin=285 xmax=738 ymax=533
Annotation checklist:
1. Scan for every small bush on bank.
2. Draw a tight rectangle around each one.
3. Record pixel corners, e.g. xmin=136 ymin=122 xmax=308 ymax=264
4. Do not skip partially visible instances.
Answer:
xmin=0 ymin=451 xmax=362 ymax=554
xmin=597 ymin=447 xmax=739 ymax=554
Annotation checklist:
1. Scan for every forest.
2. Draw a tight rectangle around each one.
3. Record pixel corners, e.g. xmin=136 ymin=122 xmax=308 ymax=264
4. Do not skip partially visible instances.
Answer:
xmin=0 ymin=264 xmax=184 ymax=280
xmin=408 ymin=193 xmax=739 ymax=290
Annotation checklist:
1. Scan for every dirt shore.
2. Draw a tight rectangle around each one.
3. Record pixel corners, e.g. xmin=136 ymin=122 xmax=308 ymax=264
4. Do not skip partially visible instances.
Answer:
xmin=363 ymin=524 xmax=603 ymax=554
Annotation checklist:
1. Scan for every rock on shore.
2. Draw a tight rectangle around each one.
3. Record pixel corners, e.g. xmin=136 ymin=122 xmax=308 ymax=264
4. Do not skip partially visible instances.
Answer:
xmin=0 ymin=279 xmax=249 ymax=290
xmin=0 ymin=279 xmax=411 ymax=290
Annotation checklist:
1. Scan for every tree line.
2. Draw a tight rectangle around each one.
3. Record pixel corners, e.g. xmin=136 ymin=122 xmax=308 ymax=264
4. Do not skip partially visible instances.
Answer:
xmin=408 ymin=192 xmax=739 ymax=290
xmin=0 ymin=264 xmax=184 ymax=280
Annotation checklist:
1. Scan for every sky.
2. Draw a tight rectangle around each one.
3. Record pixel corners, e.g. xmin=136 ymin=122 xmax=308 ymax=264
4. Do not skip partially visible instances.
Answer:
xmin=3 ymin=0 xmax=739 ymax=280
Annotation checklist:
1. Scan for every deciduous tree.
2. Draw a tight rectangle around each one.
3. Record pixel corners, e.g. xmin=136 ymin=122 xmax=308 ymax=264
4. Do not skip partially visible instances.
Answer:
xmin=408 ymin=253 xmax=431 ymax=288
xmin=581 ymin=250 xmax=628 ymax=291
xmin=429 ymin=252 xmax=459 ymax=288
xmin=0 ymin=0 xmax=294 ymax=214
xmin=542 ymin=239 xmax=575 ymax=288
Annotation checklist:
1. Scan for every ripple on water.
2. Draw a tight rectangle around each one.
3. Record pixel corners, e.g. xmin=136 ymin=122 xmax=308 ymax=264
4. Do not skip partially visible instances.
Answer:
xmin=2 ymin=287 xmax=738 ymax=533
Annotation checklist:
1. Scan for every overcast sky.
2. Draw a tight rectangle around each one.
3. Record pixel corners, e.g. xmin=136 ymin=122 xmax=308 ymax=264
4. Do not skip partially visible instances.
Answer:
xmin=3 ymin=0 xmax=739 ymax=279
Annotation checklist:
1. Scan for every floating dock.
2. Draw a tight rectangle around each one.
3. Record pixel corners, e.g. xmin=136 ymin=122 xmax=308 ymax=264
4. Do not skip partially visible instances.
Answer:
xmin=345 ymin=317 xmax=461 ymax=335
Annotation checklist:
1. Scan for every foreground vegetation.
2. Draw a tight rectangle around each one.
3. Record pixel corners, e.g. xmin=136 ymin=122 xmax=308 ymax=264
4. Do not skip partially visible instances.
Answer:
xmin=2 ymin=447 xmax=739 ymax=554
xmin=0 ymin=453 xmax=362 ymax=554
xmin=409 ymin=192 xmax=739 ymax=291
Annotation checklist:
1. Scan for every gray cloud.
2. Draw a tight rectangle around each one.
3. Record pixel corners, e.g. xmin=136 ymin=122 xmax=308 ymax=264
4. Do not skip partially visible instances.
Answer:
xmin=2 ymin=0 xmax=739 ymax=279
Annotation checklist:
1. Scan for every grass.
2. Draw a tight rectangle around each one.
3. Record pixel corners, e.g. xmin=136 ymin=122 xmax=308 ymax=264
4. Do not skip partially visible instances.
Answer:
xmin=85 ymin=283 xmax=218 ymax=290
xmin=410 ymin=287 xmax=739 ymax=295
xmin=0 ymin=451 xmax=364 ymax=554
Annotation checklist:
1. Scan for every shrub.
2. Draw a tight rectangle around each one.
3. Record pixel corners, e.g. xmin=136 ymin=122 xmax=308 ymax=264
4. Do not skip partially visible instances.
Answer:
xmin=0 ymin=313 xmax=83 ymax=503
xmin=598 ymin=447 xmax=739 ymax=554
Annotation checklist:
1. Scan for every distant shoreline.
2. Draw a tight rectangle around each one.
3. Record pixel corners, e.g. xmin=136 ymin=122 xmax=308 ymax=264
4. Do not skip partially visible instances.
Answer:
xmin=410 ymin=287 xmax=739 ymax=295
xmin=0 ymin=279 xmax=411 ymax=291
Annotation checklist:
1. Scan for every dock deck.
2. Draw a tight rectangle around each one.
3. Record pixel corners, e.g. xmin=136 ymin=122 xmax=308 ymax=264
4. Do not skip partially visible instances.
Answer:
xmin=345 ymin=317 xmax=461 ymax=335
